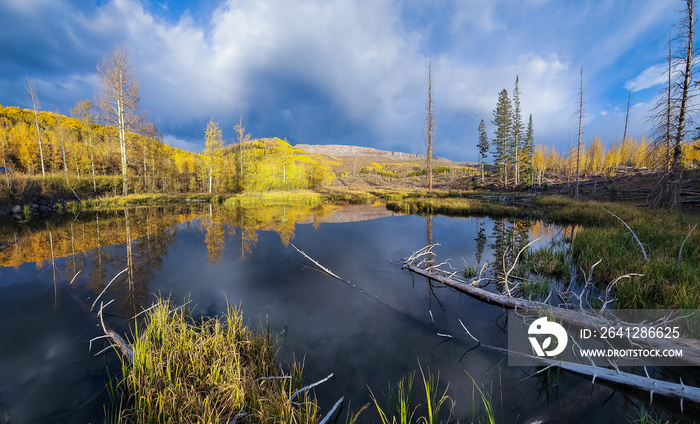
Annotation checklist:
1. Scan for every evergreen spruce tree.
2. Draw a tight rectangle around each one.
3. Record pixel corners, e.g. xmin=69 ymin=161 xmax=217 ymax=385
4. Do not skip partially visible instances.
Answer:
xmin=511 ymin=76 xmax=524 ymax=187
xmin=492 ymin=89 xmax=512 ymax=186
xmin=477 ymin=119 xmax=489 ymax=183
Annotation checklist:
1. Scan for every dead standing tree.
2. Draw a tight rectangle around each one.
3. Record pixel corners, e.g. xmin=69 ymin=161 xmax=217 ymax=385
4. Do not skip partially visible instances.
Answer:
xmin=575 ymin=66 xmax=584 ymax=198
xmin=424 ymin=59 xmax=435 ymax=194
xmin=26 ymin=78 xmax=46 ymax=180
xmin=98 ymin=46 xmax=140 ymax=196
xmin=650 ymin=0 xmax=696 ymax=208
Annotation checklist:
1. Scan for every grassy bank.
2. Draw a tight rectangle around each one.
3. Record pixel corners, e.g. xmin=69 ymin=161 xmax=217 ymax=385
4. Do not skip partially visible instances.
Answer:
xmin=385 ymin=195 xmax=528 ymax=218
xmin=0 ymin=174 xmax=123 ymax=207
xmin=386 ymin=193 xmax=700 ymax=309
xmin=112 ymin=299 xmax=320 ymax=424
xmin=223 ymin=190 xmax=324 ymax=207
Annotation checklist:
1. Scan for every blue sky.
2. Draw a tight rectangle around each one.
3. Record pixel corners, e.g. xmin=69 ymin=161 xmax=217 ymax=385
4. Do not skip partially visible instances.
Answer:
xmin=0 ymin=0 xmax=681 ymax=160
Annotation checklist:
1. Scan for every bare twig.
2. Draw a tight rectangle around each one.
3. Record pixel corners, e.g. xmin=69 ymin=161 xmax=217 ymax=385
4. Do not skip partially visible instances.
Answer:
xmin=91 ymin=268 xmax=128 ymax=312
xmin=458 ymin=319 xmax=480 ymax=344
xmin=69 ymin=270 xmax=82 ymax=286
xmin=502 ymin=237 xmax=541 ymax=297
xmin=289 ymin=373 xmax=334 ymax=403
xmin=678 ymin=224 xmax=697 ymax=268
xmin=254 ymin=376 xmax=292 ymax=383
xmin=292 ymin=244 xmax=348 ymax=284
xmin=319 ymin=397 xmax=344 ymax=424
xmin=600 ymin=206 xmax=648 ymax=261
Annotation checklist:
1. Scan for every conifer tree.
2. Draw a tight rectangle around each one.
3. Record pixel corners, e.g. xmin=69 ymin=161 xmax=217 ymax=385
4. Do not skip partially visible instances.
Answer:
xmin=492 ymin=89 xmax=512 ymax=186
xmin=477 ymin=119 xmax=489 ymax=183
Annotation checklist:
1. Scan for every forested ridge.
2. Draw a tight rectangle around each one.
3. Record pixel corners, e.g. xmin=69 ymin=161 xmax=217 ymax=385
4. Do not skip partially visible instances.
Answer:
xmin=0 ymin=104 xmax=336 ymax=199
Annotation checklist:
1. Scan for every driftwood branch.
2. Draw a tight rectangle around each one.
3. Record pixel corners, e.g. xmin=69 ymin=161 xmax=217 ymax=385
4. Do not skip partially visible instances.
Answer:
xmin=458 ymin=321 xmax=700 ymax=408
xmin=289 ymin=373 xmax=334 ymax=403
xmin=292 ymin=244 xmax=350 ymax=285
xmin=96 ymin=300 xmax=134 ymax=362
xmin=501 ymin=346 xmax=700 ymax=406
xmin=406 ymin=264 xmax=700 ymax=364
xmin=319 ymin=397 xmax=344 ymax=424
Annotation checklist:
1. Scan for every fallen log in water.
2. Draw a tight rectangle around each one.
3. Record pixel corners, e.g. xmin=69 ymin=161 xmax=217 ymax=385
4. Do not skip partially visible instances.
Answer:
xmin=492 ymin=346 xmax=700 ymax=408
xmin=404 ymin=264 xmax=700 ymax=365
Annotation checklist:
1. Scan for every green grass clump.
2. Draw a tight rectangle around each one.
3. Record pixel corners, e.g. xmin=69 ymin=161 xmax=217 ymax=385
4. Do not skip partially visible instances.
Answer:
xmin=518 ymin=276 xmax=551 ymax=299
xmin=116 ymin=299 xmax=320 ymax=424
xmin=571 ymin=206 xmax=700 ymax=308
xmin=525 ymin=247 xmax=571 ymax=280
xmin=385 ymin=197 xmax=522 ymax=218
xmin=224 ymin=191 xmax=323 ymax=207
xmin=366 ymin=363 xmax=453 ymax=424
xmin=317 ymin=188 xmax=375 ymax=204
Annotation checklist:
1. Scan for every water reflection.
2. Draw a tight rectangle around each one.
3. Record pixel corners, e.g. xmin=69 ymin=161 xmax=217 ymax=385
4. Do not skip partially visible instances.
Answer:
xmin=0 ymin=204 xmax=642 ymax=423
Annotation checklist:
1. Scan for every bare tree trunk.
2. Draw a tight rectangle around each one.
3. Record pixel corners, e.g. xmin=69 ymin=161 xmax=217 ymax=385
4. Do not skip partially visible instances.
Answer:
xmin=576 ymin=66 xmax=583 ymax=198
xmin=27 ymin=79 xmax=46 ymax=180
xmin=98 ymin=47 xmax=139 ymax=196
xmin=60 ymin=125 xmax=69 ymax=184
xmin=425 ymin=59 xmax=435 ymax=194
xmin=72 ymin=134 xmax=80 ymax=180
xmin=652 ymin=0 xmax=695 ymax=208
xmin=623 ymin=91 xmax=630 ymax=146
xmin=124 ymin=209 xmax=134 ymax=291
xmin=667 ymin=34 xmax=673 ymax=171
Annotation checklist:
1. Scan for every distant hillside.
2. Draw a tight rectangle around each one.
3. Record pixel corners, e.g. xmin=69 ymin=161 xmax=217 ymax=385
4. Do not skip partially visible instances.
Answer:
xmin=295 ymin=143 xmax=480 ymax=167
xmin=295 ymin=144 xmax=435 ymax=161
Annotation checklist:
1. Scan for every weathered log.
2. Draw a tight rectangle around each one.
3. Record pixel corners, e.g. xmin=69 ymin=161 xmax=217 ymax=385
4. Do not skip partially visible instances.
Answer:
xmin=405 ymin=264 xmax=700 ymax=365
xmin=494 ymin=347 xmax=700 ymax=407
xmin=104 ymin=328 xmax=134 ymax=362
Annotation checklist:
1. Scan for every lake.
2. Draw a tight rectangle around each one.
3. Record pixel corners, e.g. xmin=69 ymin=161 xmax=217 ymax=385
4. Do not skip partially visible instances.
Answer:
xmin=0 ymin=203 xmax=685 ymax=423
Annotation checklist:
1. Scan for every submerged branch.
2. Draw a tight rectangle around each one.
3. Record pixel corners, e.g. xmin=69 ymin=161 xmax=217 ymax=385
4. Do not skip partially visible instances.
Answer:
xmin=292 ymin=244 xmax=349 ymax=284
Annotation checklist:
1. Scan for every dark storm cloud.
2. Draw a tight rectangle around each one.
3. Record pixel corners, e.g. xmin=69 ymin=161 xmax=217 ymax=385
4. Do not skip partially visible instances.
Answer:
xmin=0 ymin=0 xmax=683 ymax=159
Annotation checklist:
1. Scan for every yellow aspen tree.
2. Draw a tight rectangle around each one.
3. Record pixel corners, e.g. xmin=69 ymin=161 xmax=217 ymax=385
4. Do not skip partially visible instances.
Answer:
xmin=204 ymin=118 xmax=223 ymax=193
xmin=635 ymin=136 xmax=647 ymax=168
xmin=533 ymin=144 xmax=546 ymax=185
xmin=98 ymin=46 xmax=140 ymax=195
xmin=72 ymin=100 xmax=97 ymax=191
xmin=586 ymin=136 xmax=604 ymax=174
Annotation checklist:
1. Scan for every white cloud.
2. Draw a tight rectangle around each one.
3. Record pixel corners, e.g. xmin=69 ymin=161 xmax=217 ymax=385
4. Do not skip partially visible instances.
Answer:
xmin=624 ymin=63 xmax=666 ymax=92
xmin=434 ymin=53 xmax=573 ymax=138
xmin=163 ymin=134 xmax=200 ymax=152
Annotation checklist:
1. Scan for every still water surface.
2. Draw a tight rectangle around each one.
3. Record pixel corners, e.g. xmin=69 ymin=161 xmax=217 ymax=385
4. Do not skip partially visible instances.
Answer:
xmin=0 ymin=203 xmax=669 ymax=422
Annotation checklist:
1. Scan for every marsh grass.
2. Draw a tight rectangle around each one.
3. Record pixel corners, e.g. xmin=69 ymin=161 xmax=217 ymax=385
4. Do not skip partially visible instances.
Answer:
xmin=385 ymin=193 xmax=700 ymax=309
xmin=224 ymin=191 xmax=324 ymax=207
xmin=385 ymin=197 xmax=522 ymax=218
xmin=114 ymin=299 xmax=320 ymax=424
xmin=628 ymin=406 xmax=676 ymax=424
xmin=366 ymin=363 xmax=453 ymax=424
xmin=525 ymin=247 xmax=571 ymax=280
xmin=517 ymin=275 xmax=551 ymax=299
